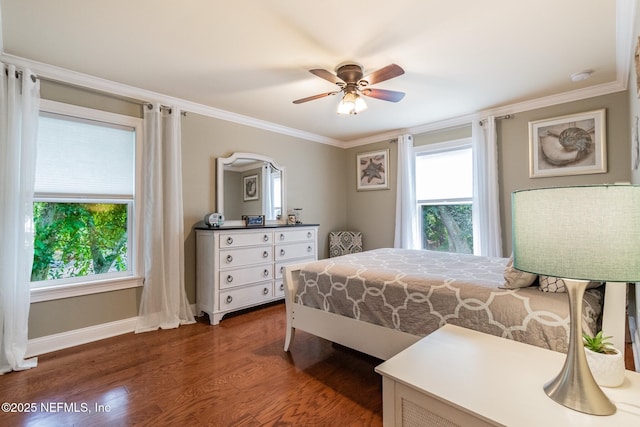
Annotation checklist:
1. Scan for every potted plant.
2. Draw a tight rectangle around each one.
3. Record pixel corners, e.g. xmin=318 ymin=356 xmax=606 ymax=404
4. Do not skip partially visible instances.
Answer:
xmin=582 ymin=331 xmax=625 ymax=387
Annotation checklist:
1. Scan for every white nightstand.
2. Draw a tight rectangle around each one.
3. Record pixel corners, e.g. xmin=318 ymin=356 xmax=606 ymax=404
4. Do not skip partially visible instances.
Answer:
xmin=375 ymin=324 xmax=640 ymax=427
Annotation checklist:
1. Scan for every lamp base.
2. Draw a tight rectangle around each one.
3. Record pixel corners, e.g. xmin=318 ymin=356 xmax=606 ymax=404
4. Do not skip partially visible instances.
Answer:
xmin=544 ymin=279 xmax=616 ymax=415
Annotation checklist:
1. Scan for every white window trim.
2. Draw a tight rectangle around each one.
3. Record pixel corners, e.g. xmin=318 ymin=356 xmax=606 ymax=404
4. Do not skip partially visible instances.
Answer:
xmin=30 ymin=277 xmax=144 ymax=303
xmin=415 ymin=137 xmax=474 ymax=251
xmin=33 ymin=100 xmax=143 ymax=302
xmin=414 ymin=137 xmax=471 ymax=155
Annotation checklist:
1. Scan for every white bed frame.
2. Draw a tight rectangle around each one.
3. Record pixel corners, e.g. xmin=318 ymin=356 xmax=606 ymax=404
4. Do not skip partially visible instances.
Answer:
xmin=283 ymin=262 xmax=630 ymax=363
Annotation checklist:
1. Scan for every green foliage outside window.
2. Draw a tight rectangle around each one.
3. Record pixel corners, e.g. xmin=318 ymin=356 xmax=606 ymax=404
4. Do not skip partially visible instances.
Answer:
xmin=31 ymin=202 xmax=128 ymax=281
xmin=421 ymin=204 xmax=473 ymax=254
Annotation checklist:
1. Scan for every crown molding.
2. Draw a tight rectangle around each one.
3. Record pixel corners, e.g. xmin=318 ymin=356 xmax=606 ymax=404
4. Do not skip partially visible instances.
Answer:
xmin=339 ymin=79 xmax=628 ymax=149
xmin=0 ymin=53 xmax=343 ymax=147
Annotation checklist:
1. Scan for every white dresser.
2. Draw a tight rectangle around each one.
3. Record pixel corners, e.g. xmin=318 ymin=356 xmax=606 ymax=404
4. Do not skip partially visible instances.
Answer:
xmin=195 ymin=224 xmax=318 ymax=325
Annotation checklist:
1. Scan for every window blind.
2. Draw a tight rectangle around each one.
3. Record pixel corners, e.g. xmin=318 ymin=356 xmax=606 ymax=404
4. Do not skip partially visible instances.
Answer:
xmin=35 ymin=113 xmax=135 ymax=196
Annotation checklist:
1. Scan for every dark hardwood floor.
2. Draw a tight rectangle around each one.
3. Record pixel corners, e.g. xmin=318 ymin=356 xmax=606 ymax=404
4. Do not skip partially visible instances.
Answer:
xmin=0 ymin=302 xmax=383 ymax=427
xmin=1 ymin=302 xmax=636 ymax=426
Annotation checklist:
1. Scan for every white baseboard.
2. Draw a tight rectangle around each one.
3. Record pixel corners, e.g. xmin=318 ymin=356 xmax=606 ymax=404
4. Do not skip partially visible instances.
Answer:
xmin=25 ymin=304 xmax=198 ymax=358
xmin=26 ymin=317 xmax=137 ymax=358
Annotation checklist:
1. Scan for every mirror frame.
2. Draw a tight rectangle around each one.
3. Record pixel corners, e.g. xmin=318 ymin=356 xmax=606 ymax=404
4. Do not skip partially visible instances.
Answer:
xmin=216 ymin=152 xmax=287 ymax=226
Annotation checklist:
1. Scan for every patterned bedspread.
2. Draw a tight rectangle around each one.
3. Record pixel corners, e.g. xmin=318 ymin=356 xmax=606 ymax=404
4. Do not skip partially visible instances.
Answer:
xmin=296 ymin=248 xmax=603 ymax=353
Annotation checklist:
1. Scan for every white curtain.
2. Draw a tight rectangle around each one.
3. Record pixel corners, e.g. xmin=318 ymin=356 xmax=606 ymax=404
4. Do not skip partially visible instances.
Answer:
xmin=263 ymin=164 xmax=273 ymax=220
xmin=394 ymin=134 xmax=419 ymax=249
xmin=135 ymin=104 xmax=195 ymax=333
xmin=472 ymin=116 xmax=503 ymax=257
xmin=0 ymin=63 xmax=40 ymax=373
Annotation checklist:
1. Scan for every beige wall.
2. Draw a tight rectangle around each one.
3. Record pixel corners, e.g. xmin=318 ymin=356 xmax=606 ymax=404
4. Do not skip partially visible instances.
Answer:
xmin=30 ymin=81 xmax=346 ymax=338
xmin=345 ymin=91 xmax=630 ymax=255
xmin=499 ymin=91 xmax=630 ymax=255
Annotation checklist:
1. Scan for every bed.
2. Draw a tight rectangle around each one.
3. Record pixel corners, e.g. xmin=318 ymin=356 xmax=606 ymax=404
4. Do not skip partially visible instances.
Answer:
xmin=283 ymin=248 xmax=627 ymax=361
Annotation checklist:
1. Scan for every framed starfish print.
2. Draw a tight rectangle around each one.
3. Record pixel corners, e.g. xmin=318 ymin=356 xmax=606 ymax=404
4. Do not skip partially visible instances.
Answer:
xmin=357 ymin=149 xmax=389 ymax=191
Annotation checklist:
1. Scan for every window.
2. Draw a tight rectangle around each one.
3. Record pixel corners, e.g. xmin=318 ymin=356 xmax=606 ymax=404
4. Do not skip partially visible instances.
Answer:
xmin=31 ymin=100 xmax=142 ymax=301
xmin=415 ymin=139 xmax=473 ymax=254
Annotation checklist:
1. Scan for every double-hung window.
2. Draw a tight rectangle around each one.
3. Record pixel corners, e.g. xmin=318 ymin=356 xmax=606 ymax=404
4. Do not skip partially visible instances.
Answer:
xmin=415 ymin=139 xmax=473 ymax=254
xmin=31 ymin=100 xmax=142 ymax=301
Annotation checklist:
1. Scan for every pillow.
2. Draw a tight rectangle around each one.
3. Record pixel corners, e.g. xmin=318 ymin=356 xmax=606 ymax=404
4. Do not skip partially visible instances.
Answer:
xmin=502 ymin=256 xmax=538 ymax=289
xmin=538 ymin=275 xmax=603 ymax=293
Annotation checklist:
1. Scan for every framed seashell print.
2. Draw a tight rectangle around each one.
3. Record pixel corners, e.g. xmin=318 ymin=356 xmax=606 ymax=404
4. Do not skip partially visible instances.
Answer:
xmin=528 ymin=109 xmax=606 ymax=178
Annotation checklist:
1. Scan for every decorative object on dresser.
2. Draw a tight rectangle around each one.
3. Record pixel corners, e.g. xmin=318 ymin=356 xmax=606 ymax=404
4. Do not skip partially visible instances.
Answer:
xmin=203 ymin=212 xmax=225 ymax=227
xmin=195 ymin=224 xmax=318 ymax=325
xmin=242 ymin=215 xmax=265 ymax=227
xmin=512 ymin=184 xmax=640 ymax=415
xmin=329 ymin=231 xmax=363 ymax=257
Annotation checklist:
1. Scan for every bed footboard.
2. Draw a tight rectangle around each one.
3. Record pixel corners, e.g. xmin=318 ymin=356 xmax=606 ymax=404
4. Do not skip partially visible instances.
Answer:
xmin=283 ymin=262 xmax=306 ymax=352
xmin=282 ymin=262 xmax=420 ymax=360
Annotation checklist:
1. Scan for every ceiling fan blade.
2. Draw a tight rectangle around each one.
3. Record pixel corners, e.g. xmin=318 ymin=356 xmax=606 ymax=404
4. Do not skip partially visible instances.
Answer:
xmin=362 ymin=64 xmax=404 ymax=85
xmin=292 ymin=91 xmax=340 ymax=104
xmin=361 ymin=88 xmax=405 ymax=102
xmin=309 ymin=69 xmax=344 ymax=85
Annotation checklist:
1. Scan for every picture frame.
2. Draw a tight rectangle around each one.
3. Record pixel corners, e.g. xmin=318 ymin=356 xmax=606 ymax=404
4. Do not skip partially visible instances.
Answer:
xmin=528 ymin=109 xmax=606 ymax=178
xmin=242 ymin=215 xmax=265 ymax=227
xmin=356 ymin=148 xmax=390 ymax=191
xmin=243 ymin=174 xmax=259 ymax=201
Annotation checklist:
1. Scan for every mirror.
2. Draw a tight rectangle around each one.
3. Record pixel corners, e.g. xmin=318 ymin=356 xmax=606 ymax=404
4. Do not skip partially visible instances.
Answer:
xmin=217 ymin=152 xmax=286 ymax=225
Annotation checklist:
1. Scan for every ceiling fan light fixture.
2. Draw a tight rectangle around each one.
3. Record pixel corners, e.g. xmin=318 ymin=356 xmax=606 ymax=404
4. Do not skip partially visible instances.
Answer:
xmin=337 ymin=92 xmax=367 ymax=115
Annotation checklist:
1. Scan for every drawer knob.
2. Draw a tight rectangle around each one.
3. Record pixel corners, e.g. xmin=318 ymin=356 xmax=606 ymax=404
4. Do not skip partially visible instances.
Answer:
xmin=307 ymin=246 xmax=312 ymax=253
xmin=307 ymin=231 xmax=312 ymax=238
xmin=263 ymin=234 xmax=269 ymax=242
xmin=279 ymin=233 xmax=285 ymax=240
xmin=226 ymin=295 xmax=233 ymax=303
xmin=263 ymin=251 xmax=269 ymax=258
xmin=280 ymin=283 xmax=284 ymax=291
xmin=226 ymin=254 xmax=233 ymax=263
xmin=280 ymin=266 xmax=284 ymax=274
xmin=226 ymin=236 xmax=233 ymax=245
xmin=263 ymin=269 xmax=269 ymax=277
xmin=226 ymin=275 xmax=233 ymax=283
xmin=280 ymin=249 xmax=285 ymax=256
xmin=263 ymin=287 xmax=269 ymax=295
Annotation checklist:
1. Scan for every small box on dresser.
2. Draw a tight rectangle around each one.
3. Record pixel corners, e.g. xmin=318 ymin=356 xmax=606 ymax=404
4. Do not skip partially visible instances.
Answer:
xmin=195 ymin=224 xmax=318 ymax=325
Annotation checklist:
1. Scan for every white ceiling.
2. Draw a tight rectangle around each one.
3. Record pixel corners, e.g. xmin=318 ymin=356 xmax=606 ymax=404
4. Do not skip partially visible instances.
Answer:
xmin=0 ymin=1 xmax=633 ymax=145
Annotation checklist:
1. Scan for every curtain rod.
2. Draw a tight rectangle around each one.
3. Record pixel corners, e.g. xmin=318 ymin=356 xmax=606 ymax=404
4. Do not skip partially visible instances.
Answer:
xmin=15 ymin=69 xmax=187 ymax=117
xmin=4 ymin=67 xmax=37 ymax=83
xmin=145 ymin=103 xmax=187 ymax=116
xmin=480 ymin=114 xmax=513 ymax=125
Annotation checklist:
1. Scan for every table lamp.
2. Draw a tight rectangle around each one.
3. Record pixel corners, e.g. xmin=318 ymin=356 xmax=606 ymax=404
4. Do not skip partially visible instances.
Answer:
xmin=512 ymin=185 xmax=640 ymax=416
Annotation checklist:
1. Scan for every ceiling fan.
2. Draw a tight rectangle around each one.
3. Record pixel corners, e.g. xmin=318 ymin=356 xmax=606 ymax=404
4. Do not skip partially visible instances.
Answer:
xmin=293 ymin=63 xmax=405 ymax=115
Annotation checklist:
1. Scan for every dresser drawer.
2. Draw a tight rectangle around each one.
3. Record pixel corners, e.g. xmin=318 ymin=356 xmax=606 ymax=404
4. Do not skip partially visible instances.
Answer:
xmin=275 ymin=256 xmax=315 ymax=279
xmin=219 ymin=231 xmax=272 ymax=248
xmin=275 ymin=228 xmax=315 ymax=243
xmin=274 ymin=280 xmax=285 ymax=297
xmin=219 ymin=265 xmax=272 ymax=289
xmin=219 ymin=282 xmax=273 ymax=311
xmin=219 ymin=246 xmax=272 ymax=268
xmin=275 ymin=242 xmax=315 ymax=262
